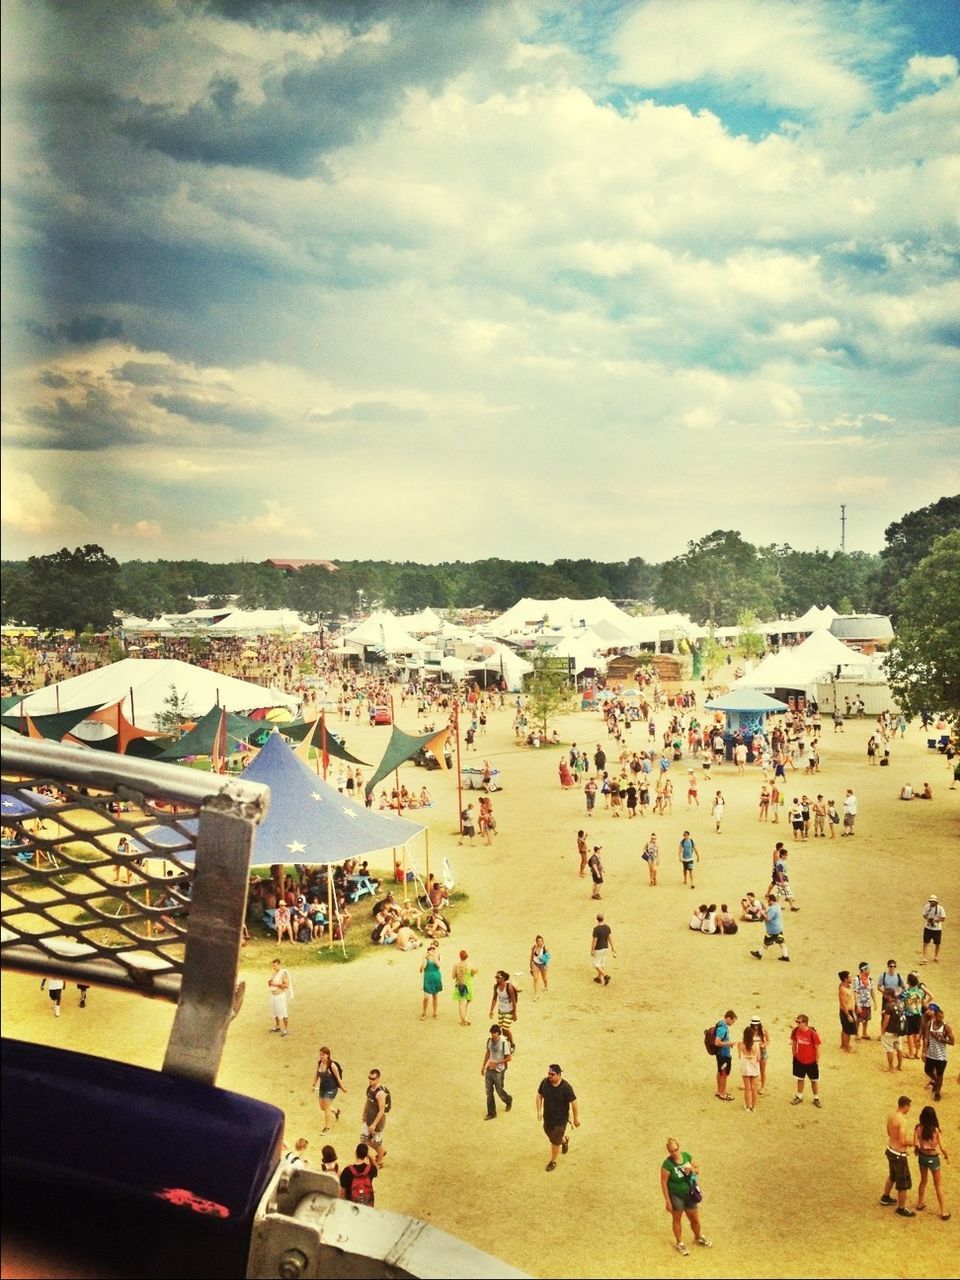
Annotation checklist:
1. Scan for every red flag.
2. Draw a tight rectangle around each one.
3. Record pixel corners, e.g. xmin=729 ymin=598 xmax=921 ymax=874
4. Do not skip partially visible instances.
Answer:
xmin=211 ymin=707 xmax=228 ymax=775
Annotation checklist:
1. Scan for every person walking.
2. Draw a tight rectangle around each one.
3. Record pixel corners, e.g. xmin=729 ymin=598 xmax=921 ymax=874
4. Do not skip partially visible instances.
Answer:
xmin=452 ymin=949 xmax=476 ymax=1026
xmin=750 ymin=895 xmax=790 ymax=962
xmin=660 ymin=1138 xmax=711 ymax=1255
xmin=678 ymin=831 xmax=699 ymax=889
xmin=590 ymin=914 xmax=616 ymax=986
xmin=587 ymin=844 xmax=604 ymax=900
xmin=576 ymin=829 xmax=588 ymax=877
xmin=481 ymin=1024 xmax=513 ymax=1119
xmin=880 ymin=1096 xmax=915 ymax=1217
xmin=419 ymin=943 xmax=443 ymax=1020
xmin=789 ymin=1014 xmax=822 ymax=1106
xmin=268 ymin=957 xmax=291 ymax=1036
xmin=914 ymin=1105 xmax=950 ymax=1219
xmin=536 ymin=1063 xmax=579 ymax=1172
xmin=922 ymin=1004 xmax=954 ymax=1101
xmin=360 ymin=1069 xmax=389 ymax=1168
xmin=922 ymin=894 xmax=946 ymax=963
xmin=712 ymin=791 xmax=725 ymax=833
xmin=530 ymin=935 xmax=550 ymax=995
xmin=489 ymin=970 xmax=519 ymax=1048
xmin=339 ymin=1142 xmax=377 ymax=1205
xmin=312 ymin=1047 xmax=346 ymax=1133
xmin=642 ymin=832 xmax=659 ymax=886
xmin=713 ymin=1010 xmax=737 ymax=1101
xmin=45 ymin=977 xmax=65 ymax=1018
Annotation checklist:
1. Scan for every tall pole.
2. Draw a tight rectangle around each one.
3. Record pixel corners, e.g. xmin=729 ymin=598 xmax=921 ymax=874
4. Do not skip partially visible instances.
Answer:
xmin=840 ymin=504 xmax=846 ymax=555
xmin=453 ymin=701 xmax=464 ymax=835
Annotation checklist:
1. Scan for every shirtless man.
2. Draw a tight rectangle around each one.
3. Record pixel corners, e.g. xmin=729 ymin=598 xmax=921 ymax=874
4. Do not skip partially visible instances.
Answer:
xmin=880 ymin=1096 xmax=915 ymax=1217
xmin=838 ymin=971 xmax=857 ymax=1053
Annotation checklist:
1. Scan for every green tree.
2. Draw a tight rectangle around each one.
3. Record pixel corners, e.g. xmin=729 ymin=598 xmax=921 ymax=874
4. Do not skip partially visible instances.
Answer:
xmin=153 ymin=684 xmax=196 ymax=737
xmin=524 ymin=645 xmax=575 ymax=733
xmin=18 ymin=545 xmax=121 ymax=634
xmin=872 ymin=495 xmax=960 ymax=620
xmin=287 ymin=564 xmax=342 ymax=625
xmin=657 ymin=531 xmax=778 ymax=625
xmin=736 ymin=610 xmax=766 ymax=661
xmin=884 ymin=531 xmax=960 ymax=728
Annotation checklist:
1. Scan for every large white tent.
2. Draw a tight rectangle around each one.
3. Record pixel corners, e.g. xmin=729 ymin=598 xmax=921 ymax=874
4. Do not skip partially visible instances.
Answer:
xmin=735 ymin=629 xmax=874 ymax=693
xmin=208 ymin=608 xmax=313 ymax=635
xmin=341 ymin=611 xmax=426 ymax=654
xmin=6 ymin=658 xmax=299 ymax=727
xmin=492 ymin=596 xmax=639 ymax=634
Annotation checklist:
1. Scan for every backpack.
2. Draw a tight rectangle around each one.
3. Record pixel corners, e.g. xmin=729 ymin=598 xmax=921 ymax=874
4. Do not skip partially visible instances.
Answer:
xmin=347 ymin=1163 xmax=375 ymax=1205
xmin=704 ymin=1025 xmax=719 ymax=1056
xmin=382 ymin=1085 xmax=392 ymax=1113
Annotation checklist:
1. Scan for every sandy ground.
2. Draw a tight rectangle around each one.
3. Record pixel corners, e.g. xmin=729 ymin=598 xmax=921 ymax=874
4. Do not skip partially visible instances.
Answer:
xmin=3 ymin=696 xmax=959 ymax=1279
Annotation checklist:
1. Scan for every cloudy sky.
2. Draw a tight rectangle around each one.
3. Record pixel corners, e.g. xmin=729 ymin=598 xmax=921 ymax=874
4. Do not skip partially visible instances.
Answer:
xmin=2 ymin=0 xmax=958 ymax=566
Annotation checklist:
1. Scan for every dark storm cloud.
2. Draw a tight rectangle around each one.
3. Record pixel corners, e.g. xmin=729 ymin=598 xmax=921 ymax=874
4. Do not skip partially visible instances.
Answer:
xmin=307 ymin=400 xmax=427 ymax=425
xmin=150 ymin=392 xmax=268 ymax=433
xmin=25 ymin=314 xmax=124 ymax=346
xmin=119 ymin=1 xmax=518 ymax=175
xmin=18 ymin=387 xmax=145 ymax=452
xmin=39 ymin=371 xmax=71 ymax=389
xmin=113 ymin=362 xmax=180 ymax=387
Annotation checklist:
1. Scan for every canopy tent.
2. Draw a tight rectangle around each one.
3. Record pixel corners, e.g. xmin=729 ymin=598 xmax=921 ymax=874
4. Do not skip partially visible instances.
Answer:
xmin=364 ymin=723 xmax=452 ymax=798
xmin=735 ymin=629 xmax=872 ymax=693
xmin=154 ymin=706 xmax=271 ymax=761
xmin=467 ymin=644 xmax=532 ymax=691
xmin=491 ymin=596 xmax=641 ymax=635
xmin=0 ymin=702 xmax=105 ymax=742
xmin=341 ymin=611 xmax=426 ymax=654
xmin=207 ymin=608 xmax=314 ymax=635
xmin=280 ymin=715 xmax=368 ymax=766
xmin=541 ymin=627 xmax=610 ymax=676
xmin=783 ymin=605 xmax=838 ymax=633
xmin=137 ymin=732 xmax=424 ymax=869
xmin=398 ymin=607 xmax=442 ymax=634
xmin=704 ymin=689 xmax=790 ymax=713
xmin=7 ymin=658 xmax=299 ymax=729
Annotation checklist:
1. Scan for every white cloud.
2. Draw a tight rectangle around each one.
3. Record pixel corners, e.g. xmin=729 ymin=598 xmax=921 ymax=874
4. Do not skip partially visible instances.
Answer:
xmin=902 ymin=54 xmax=959 ymax=88
xmin=609 ymin=0 xmax=877 ymax=117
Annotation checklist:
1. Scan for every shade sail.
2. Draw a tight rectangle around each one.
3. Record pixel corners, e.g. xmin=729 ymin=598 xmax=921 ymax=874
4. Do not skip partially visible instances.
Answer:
xmin=0 ymin=703 xmax=109 ymax=741
xmin=364 ymin=723 xmax=451 ymax=797
xmin=155 ymin=706 xmax=271 ymax=761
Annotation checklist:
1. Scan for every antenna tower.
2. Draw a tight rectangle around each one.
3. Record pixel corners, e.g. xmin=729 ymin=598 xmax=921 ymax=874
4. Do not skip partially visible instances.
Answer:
xmin=840 ymin=504 xmax=846 ymax=554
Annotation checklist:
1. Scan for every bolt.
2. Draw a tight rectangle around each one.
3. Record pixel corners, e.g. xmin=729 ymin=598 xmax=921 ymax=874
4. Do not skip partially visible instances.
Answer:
xmin=278 ymin=1248 xmax=309 ymax=1279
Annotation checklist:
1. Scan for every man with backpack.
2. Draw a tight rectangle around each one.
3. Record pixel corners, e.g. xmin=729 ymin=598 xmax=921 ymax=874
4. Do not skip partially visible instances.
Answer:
xmin=710 ymin=1010 xmax=737 ymax=1101
xmin=361 ymin=1069 xmax=390 ymax=1168
xmin=339 ymin=1143 xmax=377 ymax=1205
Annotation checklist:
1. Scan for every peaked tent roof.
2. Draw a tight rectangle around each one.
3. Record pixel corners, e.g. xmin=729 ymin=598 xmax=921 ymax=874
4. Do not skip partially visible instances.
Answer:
xmin=137 ymin=732 xmax=424 ymax=866
xmin=493 ymin=596 xmax=640 ymax=634
xmin=704 ymin=689 xmax=790 ymax=713
xmin=783 ymin=604 xmax=838 ymax=632
xmin=0 ymin=702 xmax=107 ymax=741
xmin=155 ymin=705 xmax=271 ymax=760
xmin=241 ymin=732 xmax=423 ymax=863
xmin=735 ymin=629 xmax=871 ymax=690
xmin=364 ymin=723 xmax=451 ymax=796
xmin=8 ymin=658 xmax=299 ymax=727
xmin=342 ymin=611 xmax=426 ymax=653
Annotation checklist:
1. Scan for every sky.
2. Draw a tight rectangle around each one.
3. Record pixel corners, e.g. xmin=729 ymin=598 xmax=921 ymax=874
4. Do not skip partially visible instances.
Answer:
xmin=2 ymin=0 xmax=958 ymax=567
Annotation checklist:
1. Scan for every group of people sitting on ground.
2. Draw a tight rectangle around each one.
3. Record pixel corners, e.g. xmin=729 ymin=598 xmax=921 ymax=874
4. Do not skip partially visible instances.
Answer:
xmin=899 ymin=782 xmax=934 ymax=801
xmin=688 ymin=903 xmax=739 ymax=935
xmin=378 ymin=784 xmax=432 ymax=810
xmin=370 ymin=875 xmax=452 ymax=949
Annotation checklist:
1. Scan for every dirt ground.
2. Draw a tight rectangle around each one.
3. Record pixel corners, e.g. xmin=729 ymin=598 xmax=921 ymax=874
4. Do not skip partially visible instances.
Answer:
xmin=3 ymin=696 xmax=958 ymax=1278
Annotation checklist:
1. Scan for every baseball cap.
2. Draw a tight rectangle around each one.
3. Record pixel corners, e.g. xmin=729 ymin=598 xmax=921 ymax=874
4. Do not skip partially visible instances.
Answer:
xmin=929 ymin=894 xmax=939 ymax=901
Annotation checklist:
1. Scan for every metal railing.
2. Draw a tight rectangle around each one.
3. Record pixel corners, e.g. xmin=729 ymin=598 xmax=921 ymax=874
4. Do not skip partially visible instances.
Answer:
xmin=1 ymin=737 xmax=269 ymax=1085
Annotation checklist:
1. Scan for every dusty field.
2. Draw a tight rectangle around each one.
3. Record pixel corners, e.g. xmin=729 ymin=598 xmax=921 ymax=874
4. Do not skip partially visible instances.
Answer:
xmin=3 ymin=697 xmax=958 ymax=1278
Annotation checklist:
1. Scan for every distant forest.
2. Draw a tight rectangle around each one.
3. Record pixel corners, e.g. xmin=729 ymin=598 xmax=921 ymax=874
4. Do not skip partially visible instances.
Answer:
xmin=2 ymin=497 xmax=958 ymax=636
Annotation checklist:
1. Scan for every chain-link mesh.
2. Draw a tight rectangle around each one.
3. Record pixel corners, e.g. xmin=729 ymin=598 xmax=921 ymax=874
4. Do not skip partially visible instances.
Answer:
xmin=2 ymin=738 xmax=269 ymax=1083
xmin=2 ymin=774 xmax=201 ymax=993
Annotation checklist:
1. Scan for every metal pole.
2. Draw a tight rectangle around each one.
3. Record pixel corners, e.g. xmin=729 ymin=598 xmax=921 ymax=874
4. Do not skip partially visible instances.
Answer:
xmin=453 ymin=702 xmax=464 ymax=834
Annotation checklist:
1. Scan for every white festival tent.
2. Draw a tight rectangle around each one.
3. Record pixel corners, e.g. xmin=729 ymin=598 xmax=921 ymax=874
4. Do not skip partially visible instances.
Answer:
xmin=734 ymin=629 xmax=873 ymax=694
xmin=467 ymin=643 xmax=532 ymax=691
xmin=492 ymin=596 xmax=640 ymax=634
xmin=541 ymin=627 xmax=610 ymax=676
xmin=341 ymin=611 xmax=427 ymax=655
xmin=398 ymin=607 xmax=443 ymax=634
xmin=775 ymin=605 xmax=838 ymax=634
xmin=208 ymin=608 xmax=314 ymax=635
xmin=7 ymin=658 xmax=300 ymax=728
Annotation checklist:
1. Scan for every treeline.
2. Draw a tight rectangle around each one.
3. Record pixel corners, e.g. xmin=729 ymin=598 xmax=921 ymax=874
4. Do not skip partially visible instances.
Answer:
xmin=2 ymin=497 xmax=957 ymax=636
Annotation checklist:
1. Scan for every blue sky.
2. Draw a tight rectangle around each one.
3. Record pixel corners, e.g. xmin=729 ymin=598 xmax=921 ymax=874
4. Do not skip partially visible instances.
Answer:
xmin=2 ymin=0 xmax=958 ymax=565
